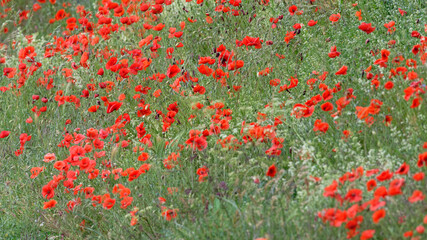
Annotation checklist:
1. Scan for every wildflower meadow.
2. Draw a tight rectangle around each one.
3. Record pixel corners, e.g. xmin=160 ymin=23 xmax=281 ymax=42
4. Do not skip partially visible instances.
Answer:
xmin=0 ymin=0 xmax=426 ymax=239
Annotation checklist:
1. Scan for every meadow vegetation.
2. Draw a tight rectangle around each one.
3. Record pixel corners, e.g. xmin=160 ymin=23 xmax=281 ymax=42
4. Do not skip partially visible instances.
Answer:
xmin=0 ymin=0 xmax=426 ymax=239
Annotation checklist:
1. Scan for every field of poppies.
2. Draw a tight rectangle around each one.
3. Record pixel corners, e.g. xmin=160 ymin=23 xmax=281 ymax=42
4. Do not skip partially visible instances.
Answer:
xmin=0 ymin=0 xmax=426 ymax=239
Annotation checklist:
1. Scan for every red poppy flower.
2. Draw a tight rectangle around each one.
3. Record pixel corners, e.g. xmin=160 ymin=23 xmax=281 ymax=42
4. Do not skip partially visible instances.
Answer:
xmin=107 ymin=101 xmax=122 ymax=114
xmin=193 ymin=84 xmax=206 ymax=94
xmin=33 ymin=3 xmax=42 ymax=12
xmin=321 ymin=102 xmax=334 ymax=112
xmin=384 ymin=81 xmax=394 ymax=90
xmin=360 ymin=230 xmax=375 ymax=240
xmin=197 ymin=64 xmax=213 ymax=76
xmin=30 ymin=167 xmax=44 ymax=179
xmin=384 ymin=21 xmax=395 ymax=29
xmin=162 ymin=208 xmax=178 ymax=221
xmin=43 ymin=199 xmax=57 ymax=209
xmin=398 ymin=8 xmax=407 ymax=16
xmin=372 ymin=209 xmax=386 ymax=223
xmin=408 ymin=190 xmax=424 ymax=203
xmin=166 ymin=64 xmax=180 ymax=78
xmin=266 ymin=164 xmax=277 ymax=177
xmin=193 ymin=136 xmax=207 ymax=151
xmin=416 ymin=225 xmax=425 ymax=234
xmin=329 ymin=13 xmax=341 ymax=23
xmin=328 ymin=46 xmax=341 ymax=58
xmin=413 ymin=172 xmax=425 ymax=181
xmin=288 ymin=5 xmax=297 ymax=15
xmin=196 ymin=166 xmax=209 ymax=182
xmin=335 ymin=65 xmax=348 ymax=75
xmin=88 ymin=105 xmax=100 ymax=112
xmin=55 ymin=9 xmax=66 ymax=20
xmin=355 ymin=10 xmax=362 ymax=20
xmin=86 ymin=128 xmax=98 ymax=140
xmin=121 ymin=196 xmax=133 ymax=209
xmin=313 ymin=119 xmax=329 ymax=133
xmin=42 ymin=153 xmax=55 ymax=163
xmin=293 ymin=23 xmax=302 ymax=30
xmin=395 ymin=162 xmax=409 ymax=175
xmin=374 ymin=186 xmax=387 ymax=198
xmin=0 ymin=131 xmax=10 ymax=138
xmin=292 ymin=104 xmax=314 ymax=118
xmin=376 ymin=170 xmax=393 ymax=181
xmin=239 ymin=36 xmax=262 ymax=49
xmin=366 ymin=179 xmax=377 ymax=191
xmin=42 ymin=184 xmax=55 ymax=199
xmin=103 ymin=197 xmax=116 ymax=209
xmin=308 ymin=20 xmax=317 ymax=26
xmin=358 ymin=22 xmax=376 ymax=34
xmin=227 ymin=60 xmax=244 ymax=71
xmin=344 ymin=189 xmax=363 ymax=203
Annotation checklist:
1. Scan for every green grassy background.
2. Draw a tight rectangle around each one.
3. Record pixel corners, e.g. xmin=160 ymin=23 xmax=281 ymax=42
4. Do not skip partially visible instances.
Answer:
xmin=1 ymin=0 xmax=426 ymax=239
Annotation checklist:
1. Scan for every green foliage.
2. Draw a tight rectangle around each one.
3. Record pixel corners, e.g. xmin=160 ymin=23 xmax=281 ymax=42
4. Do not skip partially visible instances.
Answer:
xmin=0 ymin=0 xmax=426 ymax=239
